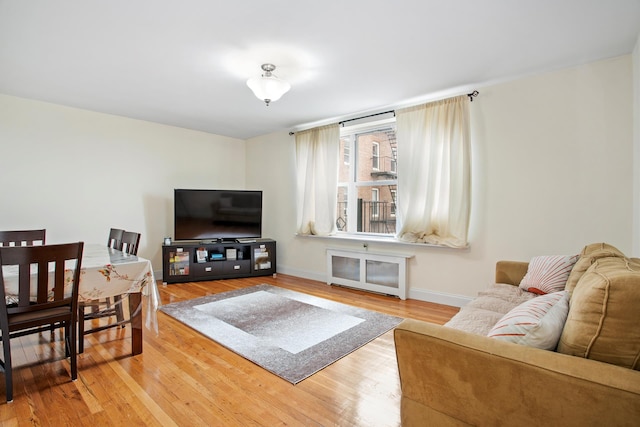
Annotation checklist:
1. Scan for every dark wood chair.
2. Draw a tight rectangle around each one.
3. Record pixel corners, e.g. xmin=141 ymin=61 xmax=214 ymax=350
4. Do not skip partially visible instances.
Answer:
xmin=0 ymin=229 xmax=46 ymax=247
xmin=121 ymin=231 xmax=141 ymax=256
xmin=78 ymin=230 xmax=141 ymax=353
xmin=0 ymin=242 xmax=84 ymax=402
xmin=107 ymin=228 xmax=124 ymax=251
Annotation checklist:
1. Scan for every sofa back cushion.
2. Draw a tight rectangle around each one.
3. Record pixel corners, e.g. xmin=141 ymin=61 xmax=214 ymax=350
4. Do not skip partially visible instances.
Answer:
xmin=565 ymin=243 xmax=625 ymax=295
xmin=557 ymin=256 xmax=640 ymax=370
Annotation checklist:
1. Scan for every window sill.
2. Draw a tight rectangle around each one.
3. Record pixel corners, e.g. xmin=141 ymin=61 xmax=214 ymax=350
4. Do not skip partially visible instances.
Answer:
xmin=295 ymin=232 xmax=468 ymax=250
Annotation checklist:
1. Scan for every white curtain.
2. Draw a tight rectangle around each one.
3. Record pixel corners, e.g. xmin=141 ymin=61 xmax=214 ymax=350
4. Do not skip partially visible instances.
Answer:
xmin=395 ymin=95 xmax=471 ymax=248
xmin=295 ymin=124 xmax=340 ymax=236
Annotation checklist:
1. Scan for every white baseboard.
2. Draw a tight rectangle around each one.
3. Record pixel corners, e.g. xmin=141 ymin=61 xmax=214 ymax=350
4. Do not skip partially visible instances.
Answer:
xmin=408 ymin=288 xmax=472 ymax=308
xmin=277 ymin=265 xmax=326 ymax=283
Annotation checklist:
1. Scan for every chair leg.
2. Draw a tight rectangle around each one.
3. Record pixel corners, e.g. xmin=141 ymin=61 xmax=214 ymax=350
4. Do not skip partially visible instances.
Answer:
xmin=67 ymin=321 xmax=77 ymax=381
xmin=64 ymin=321 xmax=71 ymax=357
xmin=114 ymin=295 xmax=126 ymax=326
xmin=1 ymin=337 xmax=13 ymax=402
xmin=78 ymin=305 xmax=85 ymax=354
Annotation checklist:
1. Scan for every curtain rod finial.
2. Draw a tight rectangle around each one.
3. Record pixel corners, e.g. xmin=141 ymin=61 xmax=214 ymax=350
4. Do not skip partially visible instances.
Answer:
xmin=467 ymin=90 xmax=479 ymax=101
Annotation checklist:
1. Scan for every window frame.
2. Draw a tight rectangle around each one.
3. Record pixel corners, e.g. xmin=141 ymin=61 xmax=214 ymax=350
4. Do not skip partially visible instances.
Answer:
xmin=338 ymin=117 xmax=397 ymax=237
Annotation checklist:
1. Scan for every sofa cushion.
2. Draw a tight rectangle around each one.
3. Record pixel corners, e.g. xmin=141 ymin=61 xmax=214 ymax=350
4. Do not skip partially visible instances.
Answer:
xmin=487 ymin=291 xmax=569 ymax=350
xmin=519 ymin=254 xmax=578 ymax=295
xmin=557 ymin=256 xmax=640 ymax=370
xmin=565 ymin=242 xmax=625 ymax=295
xmin=445 ymin=283 xmax=536 ymax=336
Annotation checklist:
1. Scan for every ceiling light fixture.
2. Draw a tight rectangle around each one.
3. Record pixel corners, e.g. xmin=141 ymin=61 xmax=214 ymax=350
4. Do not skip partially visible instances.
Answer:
xmin=246 ymin=63 xmax=290 ymax=106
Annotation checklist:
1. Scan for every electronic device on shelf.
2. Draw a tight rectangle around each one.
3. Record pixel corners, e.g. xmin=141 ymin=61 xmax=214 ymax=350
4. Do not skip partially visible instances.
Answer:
xmin=174 ymin=189 xmax=262 ymax=241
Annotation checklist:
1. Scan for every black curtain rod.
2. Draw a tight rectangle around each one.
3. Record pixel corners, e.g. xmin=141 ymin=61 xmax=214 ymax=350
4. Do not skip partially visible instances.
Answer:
xmin=289 ymin=110 xmax=395 ymax=135
xmin=289 ymin=91 xmax=479 ymax=135
xmin=338 ymin=110 xmax=395 ymax=126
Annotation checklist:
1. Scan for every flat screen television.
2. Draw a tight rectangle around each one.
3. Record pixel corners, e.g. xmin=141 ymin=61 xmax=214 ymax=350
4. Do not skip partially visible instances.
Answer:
xmin=174 ymin=189 xmax=262 ymax=241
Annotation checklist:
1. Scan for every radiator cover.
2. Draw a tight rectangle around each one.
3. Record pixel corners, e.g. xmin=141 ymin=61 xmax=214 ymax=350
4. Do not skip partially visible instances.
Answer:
xmin=326 ymin=249 xmax=410 ymax=299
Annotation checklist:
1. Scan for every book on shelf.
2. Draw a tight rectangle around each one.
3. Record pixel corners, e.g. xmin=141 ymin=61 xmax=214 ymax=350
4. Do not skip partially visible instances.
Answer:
xmin=196 ymin=247 xmax=208 ymax=263
xmin=171 ymin=252 xmax=190 ymax=263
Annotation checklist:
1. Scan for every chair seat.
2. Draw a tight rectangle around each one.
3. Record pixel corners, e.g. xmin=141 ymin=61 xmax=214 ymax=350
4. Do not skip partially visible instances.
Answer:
xmin=9 ymin=306 xmax=72 ymax=326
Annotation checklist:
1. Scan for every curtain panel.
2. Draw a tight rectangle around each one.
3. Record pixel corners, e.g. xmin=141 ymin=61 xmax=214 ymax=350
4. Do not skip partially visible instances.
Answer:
xmin=395 ymin=95 xmax=471 ymax=248
xmin=294 ymin=124 xmax=340 ymax=236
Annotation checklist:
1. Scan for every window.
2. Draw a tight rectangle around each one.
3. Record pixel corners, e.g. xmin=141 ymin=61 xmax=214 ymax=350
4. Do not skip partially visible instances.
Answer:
xmin=337 ymin=117 xmax=397 ymax=236
xmin=390 ymin=189 xmax=397 ymax=216
xmin=372 ymin=142 xmax=380 ymax=170
xmin=297 ymin=95 xmax=469 ymax=246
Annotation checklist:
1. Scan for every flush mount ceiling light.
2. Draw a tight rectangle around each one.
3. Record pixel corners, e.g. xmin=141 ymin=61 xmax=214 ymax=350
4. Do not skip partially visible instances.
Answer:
xmin=246 ymin=63 xmax=291 ymax=106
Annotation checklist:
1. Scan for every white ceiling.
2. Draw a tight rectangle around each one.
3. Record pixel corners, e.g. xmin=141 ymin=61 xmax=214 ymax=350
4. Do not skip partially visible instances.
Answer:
xmin=1 ymin=1 xmax=639 ymax=140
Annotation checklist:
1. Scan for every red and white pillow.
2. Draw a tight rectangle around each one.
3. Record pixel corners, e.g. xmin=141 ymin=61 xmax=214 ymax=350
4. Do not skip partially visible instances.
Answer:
xmin=519 ymin=254 xmax=579 ymax=295
xmin=487 ymin=290 xmax=569 ymax=350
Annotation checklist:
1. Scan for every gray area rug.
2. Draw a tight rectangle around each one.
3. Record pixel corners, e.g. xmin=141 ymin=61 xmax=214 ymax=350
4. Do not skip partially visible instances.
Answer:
xmin=160 ymin=284 xmax=403 ymax=384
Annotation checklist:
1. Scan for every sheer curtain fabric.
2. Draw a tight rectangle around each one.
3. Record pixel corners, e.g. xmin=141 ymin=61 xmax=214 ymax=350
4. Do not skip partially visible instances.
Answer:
xmin=295 ymin=124 xmax=340 ymax=236
xmin=395 ymin=95 xmax=471 ymax=248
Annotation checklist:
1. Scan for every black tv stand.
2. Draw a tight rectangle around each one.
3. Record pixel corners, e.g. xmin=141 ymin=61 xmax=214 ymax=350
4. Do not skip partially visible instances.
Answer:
xmin=162 ymin=238 xmax=276 ymax=284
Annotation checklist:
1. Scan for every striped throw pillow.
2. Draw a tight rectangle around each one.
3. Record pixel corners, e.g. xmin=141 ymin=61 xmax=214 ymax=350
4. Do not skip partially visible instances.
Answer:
xmin=519 ymin=254 xmax=579 ymax=294
xmin=487 ymin=291 xmax=569 ymax=350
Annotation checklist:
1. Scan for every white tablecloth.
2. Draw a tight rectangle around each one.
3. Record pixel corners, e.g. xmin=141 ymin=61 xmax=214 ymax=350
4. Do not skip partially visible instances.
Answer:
xmin=2 ymin=243 xmax=160 ymax=331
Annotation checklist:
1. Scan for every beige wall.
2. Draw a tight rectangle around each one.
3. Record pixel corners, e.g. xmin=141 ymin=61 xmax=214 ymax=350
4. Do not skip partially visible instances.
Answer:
xmin=0 ymin=94 xmax=246 ymax=273
xmin=0 ymin=54 xmax=634 ymax=304
xmin=247 ymin=55 xmax=634 ymax=305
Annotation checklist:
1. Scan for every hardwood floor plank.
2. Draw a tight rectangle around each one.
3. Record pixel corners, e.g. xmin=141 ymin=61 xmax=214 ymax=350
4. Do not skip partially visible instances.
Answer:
xmin=0 ymin=273 xmax=459 ymax=425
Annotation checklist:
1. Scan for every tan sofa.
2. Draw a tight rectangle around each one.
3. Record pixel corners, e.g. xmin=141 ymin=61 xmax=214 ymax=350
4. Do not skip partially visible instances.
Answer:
xmin=394 ymin=243 xmax=640 ymax=426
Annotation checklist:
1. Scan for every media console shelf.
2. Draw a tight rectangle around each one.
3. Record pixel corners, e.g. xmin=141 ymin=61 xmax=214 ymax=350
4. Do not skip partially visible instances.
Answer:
xmin=162 ymin=239 xmax=276 ymax=284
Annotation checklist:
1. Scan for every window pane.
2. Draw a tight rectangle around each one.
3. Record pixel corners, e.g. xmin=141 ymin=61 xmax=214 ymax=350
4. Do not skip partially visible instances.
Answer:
xmin=336 ymin=186 xmax=348 ymax=231
xmin=338 ymin=136 xmax=351 ymax=182
xmin=372 ymin=141 xmax=380 ymax=170
xmin=338 ymin=120 xmax=397 ymax=235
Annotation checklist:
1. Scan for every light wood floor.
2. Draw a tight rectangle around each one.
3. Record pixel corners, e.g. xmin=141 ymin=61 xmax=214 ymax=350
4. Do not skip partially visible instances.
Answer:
xmin=0 ymin=274 xmax=459 ymax=426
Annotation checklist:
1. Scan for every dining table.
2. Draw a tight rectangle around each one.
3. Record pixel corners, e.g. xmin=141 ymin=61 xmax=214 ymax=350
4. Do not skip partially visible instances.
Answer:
xmin=2 ymin=243 xmax=160 ymax=355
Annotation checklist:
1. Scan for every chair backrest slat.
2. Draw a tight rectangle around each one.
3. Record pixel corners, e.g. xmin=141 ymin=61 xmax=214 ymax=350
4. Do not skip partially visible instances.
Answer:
xmin=0 ymin=243 xmax=84 ymax=312
xmin=0 ymin=229 xmax=46 ymax=247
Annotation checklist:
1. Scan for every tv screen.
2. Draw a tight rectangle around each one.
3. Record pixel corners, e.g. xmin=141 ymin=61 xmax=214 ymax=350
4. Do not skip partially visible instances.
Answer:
xmin=174 ymin=189 xmax=262 ymax=241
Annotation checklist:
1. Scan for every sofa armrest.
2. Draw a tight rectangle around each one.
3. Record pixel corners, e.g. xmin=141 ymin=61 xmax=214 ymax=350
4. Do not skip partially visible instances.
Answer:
xmin=495 ymin=260 xmax=529 ymax=285
xmin=394 ymin=319 xmax=640 ymax=426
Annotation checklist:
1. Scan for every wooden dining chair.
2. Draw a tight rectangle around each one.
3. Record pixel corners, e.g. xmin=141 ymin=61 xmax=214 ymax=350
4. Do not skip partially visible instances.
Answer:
xmin=0 ymin=242 xmax=84 ymax=402
xmin=78 ymin=231 xmax=142 ymax=353
xmin=107 ymin=228 xmax=124 ymax=251
xmin=81 ymin=228 xmax=125 ymax=323
xmin=0 ymin=229 xmax=46 ymax=247
xmin=121 ymin=231 xmax=141 ymax=256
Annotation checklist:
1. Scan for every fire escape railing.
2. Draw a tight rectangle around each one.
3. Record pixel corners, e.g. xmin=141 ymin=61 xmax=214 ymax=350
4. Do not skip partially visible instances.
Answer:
xmin=336 ymin=200 xmax=396 ymax=234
